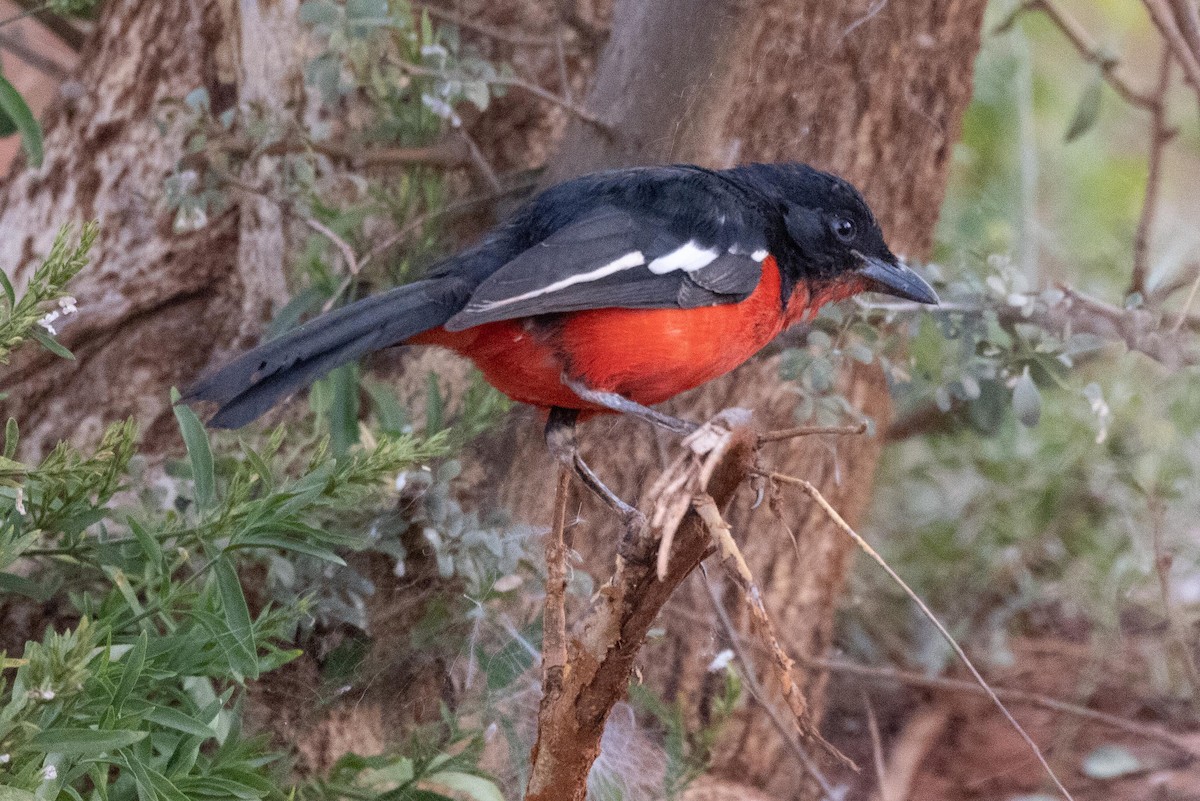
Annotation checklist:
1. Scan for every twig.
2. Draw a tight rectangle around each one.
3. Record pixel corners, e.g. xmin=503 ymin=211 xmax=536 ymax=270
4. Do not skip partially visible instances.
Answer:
xmin=1 ymin=1 xmax=85 ymax=50
xmin=1171 ymin=266 xmax=1200 ymax=332
xmin=863 ymin=695 xmax=891 ymax=801
xmin=1171 ymin=0 xmax=1200 ymax=57
xmin=302 ymin=216 xmax=360 ymax=276
xmin=456 ymin=128 xmax=502 ymax=193
xmin=1131 ymin=47 xmax=1174 ymax=295
xmin=413 ymin=4 xmax=566 ymax=48
xmin=798 ymin=654 xmax=1200 ymax=761
xmin=870 ymin=704 xmax=952 ymax=801
xmin=765 ymin=471 xmax=1076 ymax=801
xmin=541 ymin=465 xmax=572 ymax=682
xmin=398 ymin=62 xmax=610 ymax=130
xmin=1148 ymin=493 xmax=1200 ymax=695
xmin=698 ymin=565 xmax=838 ymax=798
xmin=1144 ymin=0 xmax=1200 ymax=96
xmin=0 ymin=31 xmax=69 ymax=79
xmin=758 ymin=422 xmax=868 ymax=444
xmin=694 ymin=493 xmax=856 ymax=771
xmin=1019 ymin=0 xmax=1160 ymax=109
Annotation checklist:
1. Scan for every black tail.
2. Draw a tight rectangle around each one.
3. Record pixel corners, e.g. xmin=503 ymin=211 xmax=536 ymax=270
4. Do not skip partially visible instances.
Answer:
xmin=185 ymin=278 xmax=458 ymax=429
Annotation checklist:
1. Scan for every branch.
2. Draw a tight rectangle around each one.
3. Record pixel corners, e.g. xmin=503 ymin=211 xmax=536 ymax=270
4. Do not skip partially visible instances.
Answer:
xmin=1131 ymin=47 xmax=1175 ymax=295
xmin=413 ymin=4 xmax=567 ymax=48
xmin=3 ymin=0 xmax=86 ymax=50
xmin=799 ymin=654 xmax=1200 ymax=761
xmin=1144 ymin=0 xmax=1200 ymax=97
xmin=398 ymin=62 xmax=610 ymax=131
xmin=0 ymin=30 xmax=69 ymax=80
xmin=525 ymin=421 xmax=758 ymax=801
xmin=1016 ymin=0 xmax=1160 ymax=110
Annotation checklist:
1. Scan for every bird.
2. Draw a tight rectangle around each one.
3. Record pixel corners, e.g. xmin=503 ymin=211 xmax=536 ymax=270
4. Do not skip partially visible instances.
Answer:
xmin=185 ymin=162 xmax=937 ymax=518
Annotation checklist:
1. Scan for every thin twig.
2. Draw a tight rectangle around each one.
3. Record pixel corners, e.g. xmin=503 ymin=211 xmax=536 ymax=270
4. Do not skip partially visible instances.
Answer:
xmin=541 ymin=465 xmax=572 ymax=681
xmin=1131 ymin=47 xmax=1174 ymax=295
xmin=0 ymin=31 xmax=69 ymax=79
xmin=398 ymin=62 xmax=609 ymax=130
xmin=1144 ymin=0 xmax=1200 ymax=95
xmin=766 ymin=472 xmax=1076 ymax=801
xmin=863 ymin=695 xmax=891 ymax=801
xmin=1020 ymin=0 xmax=1160 ymax=109
xmin=758 ymin=422 xmax=868 ymax=444
xmin=413 ymin=3 xmax=566 ymax=48
xmin=302 ymin=217 xmax=360 ymax=276
xmin=698 ymin=565 xmax=839 ymax=798
xmin=694 ymin=493 xmax=856 ymax=771
xmin=1171 ymin=266 xmax=1200 ymax=332
xmin=457 ymin=128 xmax=502 ymax=193
xmin=798 ymin=653 xmax=1200 ymax=761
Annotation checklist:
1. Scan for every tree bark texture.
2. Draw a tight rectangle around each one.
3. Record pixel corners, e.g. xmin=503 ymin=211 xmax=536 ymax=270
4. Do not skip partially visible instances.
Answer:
xmin=473 ymin=1 xmax=988 ymax=798
xmin=0 ymin=0 xmax=305 ymax=457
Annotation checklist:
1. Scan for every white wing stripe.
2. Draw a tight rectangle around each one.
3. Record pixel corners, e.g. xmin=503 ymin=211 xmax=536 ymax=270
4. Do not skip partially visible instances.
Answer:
xmin=467 ymin=251 xmax=646 ymax=312
xmin=648 ymin=241 xmax=720 ymax=274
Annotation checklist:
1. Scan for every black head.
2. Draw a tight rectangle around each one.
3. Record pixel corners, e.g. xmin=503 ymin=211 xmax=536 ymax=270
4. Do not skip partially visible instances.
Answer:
xmin=730 ymin=163 xmax=938 ymax=304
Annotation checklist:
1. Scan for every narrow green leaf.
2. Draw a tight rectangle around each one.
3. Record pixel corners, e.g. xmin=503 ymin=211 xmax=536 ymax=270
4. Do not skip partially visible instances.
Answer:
xmin=143 ymin=704 xmax=214 ymax=739
xmin=28 ymin=728 xmax=147 ymax=754
xmin=111 ymin=631 xmax=148 ymax=712
xmin=171 ymin=388 xmax=215 ymax=509
xmin=1065 ymin=70 xmax=1103 ymax=142
xmin=0 ymin=76 xmax=43 ymax=167
xmin=0 ymin=269 xmax=15 ymax=309
xmin=328 ymin=362 xmax=360 ymax=455
xmin=29 ymin=328 xmax=75 ymax=360
xmin=0 ymin=571 xmax=53 ymax=601
xmin=234 ymin=535 xmax=346 ymax=565
xmin=213 ymin=558 xmax=258 ymax=679
xmin=425 ymin=372 xmax=444 ymax=433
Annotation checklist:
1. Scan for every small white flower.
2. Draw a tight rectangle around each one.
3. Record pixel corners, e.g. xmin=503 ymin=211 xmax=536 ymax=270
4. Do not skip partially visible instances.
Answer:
xmin=14 ymin=487 xmax=26 ymax=515
xmin=0 ymin=752 xmax=10 ymax=764
xmin=394 ymin=472 xmax=408 ymax=492
xmin=707 ymin=649 xmax=735 ymax=672
xmin=40 ymin=764 xmax=58 ymax=781
xmin=38 ymin=310 xmax=60 ymax=335
xmin=41 ymin=689 xmax=55 ymax=701
xmin=58 ymin=296 xmax=77 ymax=315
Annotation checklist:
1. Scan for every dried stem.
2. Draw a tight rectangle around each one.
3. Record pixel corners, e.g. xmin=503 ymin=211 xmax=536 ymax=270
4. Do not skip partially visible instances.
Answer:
xmin=1144 ymin=0 xmax=1200 ymax=95
xmin=765 ymin=471 xmax=1076 ymax=801
xmin=1131 ymin=47 xmax=1174 ymax=295
xmin=800 ymin=653 xmax=1200 ymax=760
xmin=758 ymin=422 xmax=868 ymax=444
xmin=413 ymin=3 xmax=566 ymax=47
xmin=698 ymin=565 xmax=838 ymax=797
xmin=302 ymin=217 xmax=360 ymax=276
xmin=694 ymin=493 xmax=855 ymax=771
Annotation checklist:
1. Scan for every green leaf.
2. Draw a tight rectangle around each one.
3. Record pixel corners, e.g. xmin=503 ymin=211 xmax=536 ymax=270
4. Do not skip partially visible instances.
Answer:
xmin=143 ymin=704 xmax=215 ymax=739
xmin=1081 ymin=744 xmax=1142 ymax=779
xmin=0 ymin=571 xmax=54 ymax=601
xmin=29 ymin=328 xmax=75 ymax=360
xmin=0 ymin=76 xmax=43 ymax=167
xmin=427 ymin=772 xmax=505 ymax=801
xmin=425 ymin=372 xmax=444 ymax=433
xmin=213 ymin=558 xmax=258 ymax=679
xmin=328 ymin=362 xmax=360 ymax=455
xmin=1012 ymin=367 xmax=1041 ymax=427
xmin=1065 ymin=69 xmax=1103 ymax=143
xmin=234 ymin=535 xmax=346 ymax=565
xmin=111 ymin=631 xmax=148 ymax=712
xmin=171 ymin=388 xmax=215 ymax=509
xmin=0 ymin=268 xmax=15 ymax=309
xmin=0 ymin=788 xmax=39 ymax=801
xmin=28 ymin=728 xmax=147 ymax=754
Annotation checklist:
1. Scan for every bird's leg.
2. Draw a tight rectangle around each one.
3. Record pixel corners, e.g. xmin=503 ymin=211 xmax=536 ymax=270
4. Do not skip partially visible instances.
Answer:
xmin=561 ymin=376 xmax=699 ymax=436
xmin=545 ymin=406 xmax=648 ymax=541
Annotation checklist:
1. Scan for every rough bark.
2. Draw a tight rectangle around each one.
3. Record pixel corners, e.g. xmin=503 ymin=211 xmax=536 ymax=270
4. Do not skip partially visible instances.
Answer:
xmin=0 ymin=0 xmax=295 ymax=458
xmin=476 ymin=1 xmax=988 ymax=797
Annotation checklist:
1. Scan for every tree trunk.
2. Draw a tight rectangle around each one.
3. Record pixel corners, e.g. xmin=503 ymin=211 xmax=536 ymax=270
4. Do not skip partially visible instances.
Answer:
xmin=0 ymin=0 xmax=300 ymax=458
xmin=477 ymin=1 xmax=987 ymax=797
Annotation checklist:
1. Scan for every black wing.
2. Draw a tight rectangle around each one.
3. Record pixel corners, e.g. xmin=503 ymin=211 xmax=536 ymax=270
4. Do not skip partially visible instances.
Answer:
xmin=443 ymin=196 xmax=770 ymax=332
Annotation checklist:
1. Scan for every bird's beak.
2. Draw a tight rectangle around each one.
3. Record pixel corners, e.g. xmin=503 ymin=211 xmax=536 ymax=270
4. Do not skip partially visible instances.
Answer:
xmin=857 ymin=254 xmax=939 ymax=305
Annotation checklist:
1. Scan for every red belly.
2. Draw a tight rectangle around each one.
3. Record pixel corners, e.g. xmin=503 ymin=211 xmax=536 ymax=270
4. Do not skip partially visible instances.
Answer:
xmin=409 ymin=257 xmax=845 ymax=412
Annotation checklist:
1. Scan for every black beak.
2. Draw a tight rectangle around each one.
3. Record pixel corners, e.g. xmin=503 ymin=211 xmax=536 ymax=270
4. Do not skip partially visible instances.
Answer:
xmin=858 ymin=255 xmax=939 ymax=305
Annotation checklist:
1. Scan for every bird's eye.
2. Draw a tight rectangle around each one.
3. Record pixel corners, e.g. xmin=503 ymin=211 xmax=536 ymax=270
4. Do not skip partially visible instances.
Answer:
xmin=831 ymin=217 xmax=856 ymax=242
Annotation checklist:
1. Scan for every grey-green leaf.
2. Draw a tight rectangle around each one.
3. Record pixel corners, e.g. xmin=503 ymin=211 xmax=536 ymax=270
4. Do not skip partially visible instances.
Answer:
xmin=213 ymin=558 xmax=258 ymax=679
xmin=28 ymin=728 xmax=147 ymax=755
xmin=1065 ymin=70 xmax=1103 ymax=142
xmin=1012 ymin=368 xmax=1042 ymax=427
